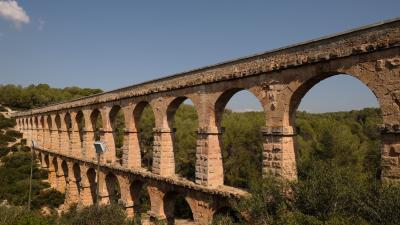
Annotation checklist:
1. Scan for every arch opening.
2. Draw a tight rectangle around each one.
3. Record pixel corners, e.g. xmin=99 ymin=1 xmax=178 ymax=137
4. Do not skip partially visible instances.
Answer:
xmin=87 ymin=168 xmax=97 ymax=204
xmin=44 ymin=154 xmax=50 ymax=168
xmin=167 ymin=97 xmax=198 ymax=181
xmin=130 ymin=180 xmax=149 ymax=216
xmin=34 ymin=117 xmax=38 ymax=129
xmin=61 ymin=160 xmax=69 ymax=192
xmin=64 ymin=113 xmax=72 ymax=151
xmin=90 ymin=109 xmax=103 ymax=142
xmin=52 ymin=157 xmax=58 ymax=174
xmin=47 ymin=115 xmax=52 ymax=131
xmin=291 ymin=74 xmax=382 ymax=180
xmin=109 ymin=105 xmax=125 ymax=165
xmin=133 ymin=102 xmax=155 ymax=171
xmin=73 ymin=163 xmax=82 ymax=197
xmin=46 ymin=116 xmax=52 ymax=149
xmin=76 ymin=111 xmax=85 ymax=149
xmin=105 ymin=173 xmax=121 ymax=204
xmin=164 ymin=192 xmax=194 ymax=224
xmin=37 ymin=152 xmax=42 ymax=166
xmin=54 ymin=115 xmax=61 ymax=151
xmin=217 ymin=89 xmax=265 ymax=189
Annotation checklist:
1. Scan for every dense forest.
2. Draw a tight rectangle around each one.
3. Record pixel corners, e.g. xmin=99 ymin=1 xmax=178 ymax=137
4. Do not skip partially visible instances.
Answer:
xmin=0 ymin=85 xmax=399 ymax=224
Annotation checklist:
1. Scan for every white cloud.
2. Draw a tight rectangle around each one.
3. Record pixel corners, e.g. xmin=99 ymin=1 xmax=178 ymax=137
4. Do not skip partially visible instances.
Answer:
xmin=38 ymin=18 xmax=45 ymax=31
xmin=0 ymin=0 xmax=30 ymax=27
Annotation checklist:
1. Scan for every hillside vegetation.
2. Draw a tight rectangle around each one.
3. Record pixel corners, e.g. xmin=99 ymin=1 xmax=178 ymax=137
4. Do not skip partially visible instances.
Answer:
xmin=0 ymin=84 xmax=102 ymax=110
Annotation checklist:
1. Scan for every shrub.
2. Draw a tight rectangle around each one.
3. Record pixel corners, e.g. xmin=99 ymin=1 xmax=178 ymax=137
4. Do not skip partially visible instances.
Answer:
xmin=61 ymin=204 xmax=129 ymax=225
xmin=0 ymin=146 xmax=10 ymax=157
xmin=0 ymin=205 xmax=50 ymax=225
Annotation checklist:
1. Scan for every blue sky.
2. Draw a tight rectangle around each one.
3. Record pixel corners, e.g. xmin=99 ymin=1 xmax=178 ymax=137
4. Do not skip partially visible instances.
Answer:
xmin=0 ymin=1 xmax=398 ymax=112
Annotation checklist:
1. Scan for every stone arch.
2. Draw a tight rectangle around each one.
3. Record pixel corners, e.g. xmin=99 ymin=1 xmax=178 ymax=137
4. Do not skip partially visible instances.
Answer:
xmin=213 ymin=88 xmax=266 ymax=188
xmin=163 ymin=191 xmax=194 ymax=224
xmin=64 ymin=113 xmax=72 ymax=151
xmin=166 ymin=96 xmax=200 ymax=129
xmin=40 ymin=115 xmax=45 ymax=129
xmin=72 ymin=163 xmax=82 ymax=199
xmin=90 ymin=108 xmax=103 ymax=141
xmin=37 ymin=152 xmax=42 ymax=166
xmin=105 ymin=172 xmax=121 ymax=204
xmin=34 ymin=116 xmax=39 ymax=128
xmin=86 ymin=167 xmax=97 ymax=204
xmin=132 ymin=101 xmax=156 ymax=170
xmin=52 ymin=157 xmax=58 ymax=174
xmin=133 ymin=180 xmax=151 ymax=216
xmin=166 ymin=96 xmax=199 ymax=180
xmin=61 ymin=160 xmax=69 ymax=183
xmin=287 ymin=72 xmax=383 ymax=126
xmin=33 ymin=116 xmax=39 ymax=144
xmin=278 ymin=68 xmax=394 ymax=181
xmin=214 ymin=88 xmax=265 ymax=128
xmin=129 ymin=179 xmax=144 ymax=215
xmin=47 ymin=115 xmax=52 ymax=130
xmin=54 ymin=114 xmax=62 ymax=152
xmin=55 ymin=114 xmax=61 ymax=129
xmin=75 ymin=110 xmax=85 ymax=148
xmin=109 ymin=105 xmax=125 ymax=165
xmin=44 ymin=154 xmax=50 ymax=168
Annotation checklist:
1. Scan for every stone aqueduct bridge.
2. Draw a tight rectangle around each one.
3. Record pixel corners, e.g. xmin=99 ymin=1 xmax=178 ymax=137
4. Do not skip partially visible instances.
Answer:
xmin=12 ymin=18 xmax=400 ymax=224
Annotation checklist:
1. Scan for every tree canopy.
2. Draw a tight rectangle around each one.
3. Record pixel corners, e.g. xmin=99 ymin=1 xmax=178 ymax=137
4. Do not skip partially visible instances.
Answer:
xmin=0 ymin=84 xmax=102 ymax=110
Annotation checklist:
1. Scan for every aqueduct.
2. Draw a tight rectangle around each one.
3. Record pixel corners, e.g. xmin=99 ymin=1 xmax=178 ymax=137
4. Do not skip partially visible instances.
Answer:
xmin=13 ymin=18 xmax=400 ymax=224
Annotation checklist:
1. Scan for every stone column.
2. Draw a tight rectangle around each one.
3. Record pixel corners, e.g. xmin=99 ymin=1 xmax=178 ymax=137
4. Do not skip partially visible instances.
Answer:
xmin=64 ymin=162 xmax=81 ymax=207
xmin=261 ymin=126 xmax=297 ymax=181
xmin=119 ymin=175 xmax=135 ymax=218
xmin=100 ymin=106 xmax=116 ymax=164
xmin=83 ymin=109 xmax=96 ymax=161
xmin=148 ymin=184 xmax=167 ymax=222
xmin=31 ymin=119 xmax=37 ymax=147
xmin=122 ymin=104 xmax=142 ymax=169
xmin=56 ymin=159 xmax=67 ymax=193
xmin=80 ymin=165 xmax=94 ymax=206
xmin=152 ymin=127 xmax=175 ymax=176
xmin=20 ymin=119 xmax=26 ymax=140
xmin=40 ymin=154 xmax=48 ymax=169
xmin=48 ymin=156 xmax=57 ymax=188
xmin=122 ymin=128 xmax=142 ymax=169
xmin=59 ymin=113 xmax=71 ymax=154
xmin=37 ymin=115 xmax=44 ymax=148
xmin=195 ymin=126 xmax=224 ymax=187
xmin=98 ymin=171 xmax=110 ymax=205
xmin=380 ymin=125 xmax=400 ymax=184
xmin=70 ymin=112 xmax=82 ymax=157
xmin=186 ymin=194 xmax=216 ymax=225
xmin=26 ymin=119 xmax=32 ymax=146
xmin=42 ymin=115 xmax=50 ymax=149
xmin=50 ymin=115 xmax=59 ymax=152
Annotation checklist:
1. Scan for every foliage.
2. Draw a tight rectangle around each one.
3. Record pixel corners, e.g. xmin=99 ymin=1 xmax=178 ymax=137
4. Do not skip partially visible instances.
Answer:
xmin=0 ymin=151 xmax=65 ymax=209
xmin=0 ymin=105 xmax=7 ymax=112
xmin=0 ymin=84 xmax=102 ymax=110
xmin=60 ymin=204 xmax=130 ymax=225
xmin=221 ymin=110 xmax=265 ymax=188
xmin=138 ymin=105 xmax=155 ymax=170
xmin=174 ymin=104 xmax=198 ymax=180
xmin=0 ymin=205 xmax=51 ymax=225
